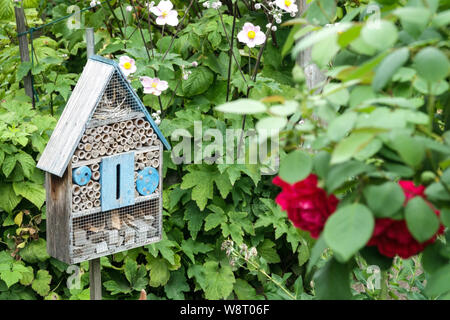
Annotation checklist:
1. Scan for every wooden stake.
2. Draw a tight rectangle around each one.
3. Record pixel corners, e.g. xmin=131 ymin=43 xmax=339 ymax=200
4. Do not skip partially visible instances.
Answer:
xmin=85 ymin=27 xmax=102 ymax=301
xmin=14 ymin=7 xmax=34 ymax=105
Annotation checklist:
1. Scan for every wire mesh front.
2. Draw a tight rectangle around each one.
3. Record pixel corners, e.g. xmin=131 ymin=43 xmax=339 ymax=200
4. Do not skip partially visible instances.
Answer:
xmin=89 ymin=71 xmax=142 ymax=124
xmin=71 ymin=199 xmax=161 ymax=263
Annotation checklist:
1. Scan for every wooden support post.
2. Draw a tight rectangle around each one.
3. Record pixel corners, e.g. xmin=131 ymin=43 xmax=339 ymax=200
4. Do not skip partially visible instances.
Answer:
xmin=14 ymin=7 xmax=34 ymax=105
xmin=89 ymin=258 xmax=102 ymax=300
xmin=85 ymin=27 xmax=102 ymax=301
xmin=296 ymin=0 xmax=326 ymax=91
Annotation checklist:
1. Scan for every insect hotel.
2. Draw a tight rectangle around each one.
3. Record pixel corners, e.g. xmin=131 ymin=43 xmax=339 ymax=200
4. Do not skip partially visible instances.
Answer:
xmin=37 ymin=55 xmax=170 ymax=264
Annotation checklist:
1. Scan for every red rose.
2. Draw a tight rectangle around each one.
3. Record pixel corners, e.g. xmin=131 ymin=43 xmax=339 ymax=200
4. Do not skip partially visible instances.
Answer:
xmin=273 ymin=174 xmax=339 ymax=239
xmin=367 ymin=180 xmax=444 ymax=259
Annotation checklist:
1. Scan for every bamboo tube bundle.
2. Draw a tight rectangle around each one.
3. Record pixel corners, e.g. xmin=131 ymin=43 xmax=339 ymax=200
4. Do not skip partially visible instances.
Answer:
xmin=143 ymin=122 xmax=151 ymax=130
xmin=81 ymin=194 xmax=87 ymax=202
xmin=103 ymin=142 xmax=111 ymax=149
xmin=87 ymin=189 xmax=95 ymax=199
xmin=133 ymin=134 xmax=140 ymax=142
xmin=99 ymin=146 xmax=107 ymax=156
xmin=151 ymin=134 xmax=157 ymax=141
xmin=134 ymin=162 xmax=140 ymax=171
xmin=73 ymin=204 xmax=80 ymax=212
xmin=119 ymin=137 xmax=127 ymax=146
xmin=84 ymin=152 xmax=92 ymax=160
xmin=126 ymin=138 xmax=133 ymax=145
xmin=112 ymin=123 xmax=119 ymax=131
xmin=102 ymin=125 xmax=111 ymax=134
xmin=73 ymin=196 xmax=81 ymax=204
xmin=88 ymin=135 xmax=94 ymax=143
xmin=138 ymin=163 xmax=145 ymax=170
xmin=153 ymin=150 xmax=160 ymax=158
xmin=151 ymin=159 xmax=159 ymax=168
xmin=112 ymin=142 xmax=119 ymax=148
xmin=85 ymin=201 xmax=93 ymax=210
xmin=87 ymin=180 xmax=94 ymax=189
xmin=119 ymin=121 xmax=126 ymax=129
xmin=91 ymin=150 xmax=99 ymax=158
xmin=92 ymin=171 xmax=100 ymax=181
xmin=81 ymin=186 xmax=88 ymax=194
xmin=75 ymin=150 xmax=86 ymax=160
xmin=106 ymin=148 xmax=114 ymax=156
xmin=118 ymin=129 xmax=124 ymax=136
xmin=94 ymin=134 xmax=102 ymax=142
xmin=135 ymin=118 xmax=145 ymax=128
xmin=139 ymin=135 xmax=147 ymax=144
xmin=84 ymin=143 xmax=93 ymax=152
xmin=101 ymin=134 xmax=110 ymax=143
xmin=136 ymin=142 xmax=142 ymax=149
xmin=78 ymin=142 xmax=84 ymax=150
xmin=90 ymin=163 xmax=99 ymax=171
xmin=72 ymin=155 xmax=79 ymax=164
xmin=138 ymin=128 xmax=145 ymax=136
xmin=92 ymin=142 xmax=99 ymax=150
xmin=80 ymin=203 xmax=86 ymax=211
xmin=95 ymin=191 xmax=101 ymax=199
xmin=81 ymin=135 xmax=89 ymax=143
xmin=86 ymin=128 xmax=96 ymax=135
xmin=126 ymin=120 xmax=133 ymax=129
xmin=94 ymin=200 xmax=101 ymax=207
xmin=124 ymin=129 xmax=133 ymax=138
xmin=93 ymin=182 xmax=101 ymax=192
xmin=124 ymin=144 xmax=131 ymax=152
xmin=146 ymin=128 xmax=154 ymax=136
xmin=73 ymin=185 xmax=81 ymax=196
xmin=96 ymin=126 xmax=103 ymax=135
xmin=111 ymin=132 xmax=118 ymax=139
xmin=145 ymin=138 xmax=153 ymax=146
xmin=117 ymin=145 xmax=124 ymax=153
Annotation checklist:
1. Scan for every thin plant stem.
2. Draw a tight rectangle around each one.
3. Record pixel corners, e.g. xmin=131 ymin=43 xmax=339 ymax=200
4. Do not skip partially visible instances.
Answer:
xmin=106 ymin=0 xmax=125 ymax=38
xmin=217 ymin=9 xmax=248 ymax=85
xmin=226 ymin=2 xmax=237 ymax=102
xmin=165 ymin=79 xmax=182 ymax=115
xmin=161 ymin=0 xmax=196 ymax=62
xmin=248 ymin=46 xmax=251 ymax=79
xmin=427 ymin=82 xmax=435 ymax=131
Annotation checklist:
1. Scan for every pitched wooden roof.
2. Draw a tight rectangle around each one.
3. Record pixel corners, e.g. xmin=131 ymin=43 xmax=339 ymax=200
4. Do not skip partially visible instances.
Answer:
xmin=37 ymin=56 xmax=171 ymax=177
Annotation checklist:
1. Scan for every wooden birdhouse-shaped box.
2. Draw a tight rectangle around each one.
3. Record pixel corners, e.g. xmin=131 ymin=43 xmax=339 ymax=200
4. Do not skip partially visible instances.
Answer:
xmin=37 ymin=56 xmax=170 ymax=265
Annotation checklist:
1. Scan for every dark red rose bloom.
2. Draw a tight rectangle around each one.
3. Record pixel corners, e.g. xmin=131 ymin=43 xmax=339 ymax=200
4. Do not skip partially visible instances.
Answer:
xmin=273 ymin=174 xmax=339 ymax=239
xmin=367 ymin=180 xmax=444 ymax=259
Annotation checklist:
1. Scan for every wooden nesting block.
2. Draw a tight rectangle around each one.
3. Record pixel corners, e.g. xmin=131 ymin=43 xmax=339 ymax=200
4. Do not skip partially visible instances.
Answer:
xmin=144 ymin=214 xmax=155 ymax=222
xmin=96 ymin=241 xmax=108 ymax=254
xmin=88 ymin=230 xmax=105 ymax=243
xmin=73 ymin=229 xmax=88 ymax=247
xmin=107 ymin=212 xmax=121 ymax=230
xmin=122 ymin=226 xmax=135 ymax=245
xmin=105 ymin=229 xmax=119 ymax=245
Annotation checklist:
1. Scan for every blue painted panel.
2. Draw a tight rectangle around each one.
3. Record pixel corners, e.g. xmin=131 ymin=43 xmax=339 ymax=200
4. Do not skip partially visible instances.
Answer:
xmin=136 ymin=167 xmax=159 ymax=196
xmin=72 ymin=166 xmax=91 ymax=186
xmin=100 ymin=152 xmax=135 ymax=211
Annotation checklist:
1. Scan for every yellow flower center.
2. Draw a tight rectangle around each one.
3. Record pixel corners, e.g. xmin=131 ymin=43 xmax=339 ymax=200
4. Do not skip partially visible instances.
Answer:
xmin=152 ymin=82 xmax=158 ymax=88
xmin=123 ymin=62 xmax=132 ymax=70
xmin=285 ymin=0 xmax=292 ymax=6
xmin=247 ymin=30 xmax=256 ymax=39
xmin=162 ymin=11 xmax=168 ymax=17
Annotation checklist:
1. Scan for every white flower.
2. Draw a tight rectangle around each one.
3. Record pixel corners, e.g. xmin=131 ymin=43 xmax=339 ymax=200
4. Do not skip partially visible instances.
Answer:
xmin=90 ymin=0 xmax=98 ymax=7
xmin=203 ymin=2 xmax=210 ymax=8
xmin=271 ymin=26 xmax=277 ymax=31
xmin=118 ymin=56 xmax=137 ymax=77
xmin=275 ymin=0 xmax=298 ymax=14
xmin=150 ymin=0 xmax=178 ymax=26
xmin=276 ymin=18 xmax=282 ymax=24
xmin=237 ymin=22 xmax=266 ymax=48
xmin=140 ymin=77 xmax=169 ymax=96
xmin=191 ymin=61 xmax=198 ymax=67
xmin=211 ymin=1 xmax=222 ymax=9
xmin=255 ymin=3 xmax=261 ymax=9
xmin=126 ymin=5 xmax=133 ymax=12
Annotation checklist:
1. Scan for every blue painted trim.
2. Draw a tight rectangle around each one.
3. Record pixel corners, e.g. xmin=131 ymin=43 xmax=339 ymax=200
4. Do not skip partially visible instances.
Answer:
xmin=89 ymin=55 xmax=171 ymax=150
xmin=136 ymin=167 xmax=160 ymax=196
xmin=72 ymin=166 xmax=91 ymax=186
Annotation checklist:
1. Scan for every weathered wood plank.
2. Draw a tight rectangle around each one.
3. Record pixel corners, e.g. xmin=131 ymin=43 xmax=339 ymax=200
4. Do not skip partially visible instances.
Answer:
xmin=89 ymin=258 xmax=102 ymax=300
xmin=46 ymin=166 xmax=72 ymax=264
xmin=37 ymin=60 xmax=115 ymax=177
xmin=14 ymin=7 xmax=34 ymax=102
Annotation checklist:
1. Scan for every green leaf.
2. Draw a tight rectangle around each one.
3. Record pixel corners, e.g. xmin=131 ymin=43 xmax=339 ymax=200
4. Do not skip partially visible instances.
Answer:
xmin=124 ymin=259 xmax=147 ymax=291
xmin=306 ymin=0 xmax=336 ymax=25
xmin=12 ymin=181 xmax=45 ymax=208
xmin=327 ymin=112 xmax=357 ymax=142
xmin=360 ymin=246 xmax=393 ymax=271
xmin=233 ymin=279 xmax=262 ymax=300
xmin=324 ymin=203 xmax=374 ymax=262
xmin=426 ymin=183 xmax=450 ymax=201
xmin=164 ymin=268 xmax=189 ymax=300
xmin=390 ymin=134 xmax=425 ymax=168
xmin=215 ymin=99 xmax=267 ymax=115
xmin=361 ymin=20 xmax=398 ymax=51
xmin=181 ymin=66 xmax=213 ymax=96
xmin=425 ymin=264 xmax=450 ymax=297
xmin=17 ymin=62 xmax=32 ymax=81
xmin=405 ymin=197 xmax=440 ymax=243
xmin=2 ymin=155 xmax=16 ymax=178
xmin=269 ymin=100 xmax=299 ymax=117
xmin=323 ymin=83 xmax=349 ymax=106
xmin=0 ymin=183 xmax=22 ymax=214
xmin=394 ymin=7 xmax=431 ymax=36
xmin=103 ymin=279 xmax=132 ymax=295
xmin=258 ymin=239 xmax=281 ymax=264
xmin=183 ymin=202 xmax=204 ymax=239
xmin=432 ymin=10 xmax=450 ymax=28
xmin=279 ymin=150 xmax=312 ymax=184
xmin=331 ymin=132 xmax=375 ymax=164
xmin=373 ymin=48 xmax=409 ymax=91
xmin=203 ymin=261 xmax=235 ymax=300
xmin=148 ymin=258 xmax=170 ymax=287
xmin=326 ymin=160 xmax=371 ymax=192
xmin=440 ymin=209 xmax=450 ymax=229
xmin=256 ymin=117 xmax=287 ymax=138
xmin=180 ymin=239 xmax=212 ymax=264
xmin=32 ymin=270 xmax=51 ymax=297
xmin=313 ymin=258 xmax=352 ymax=300
xmin=413 ymin=47 xmax=449 ymax=82
xmin=204 ymin=211 xmax=227 ymax=231
xmin=18 ymin=238 xmax=50 ymax=263
xmin=363 ymin=182 xmax=405 ymax=218
xmin=15 ymin=152 xmax=36 ymax=179
xmin=422 ymin=242 xmax=449 ymax=274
